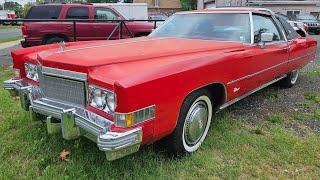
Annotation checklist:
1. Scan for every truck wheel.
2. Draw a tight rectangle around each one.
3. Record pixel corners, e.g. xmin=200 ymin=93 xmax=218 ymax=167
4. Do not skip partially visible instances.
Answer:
xmin=279 ymin=69 xmax=299 ymax=88
xmin=167 ymin=89 xmax=213 ymax=156
xmin=45 ymin=37 xmax=66 ymax=44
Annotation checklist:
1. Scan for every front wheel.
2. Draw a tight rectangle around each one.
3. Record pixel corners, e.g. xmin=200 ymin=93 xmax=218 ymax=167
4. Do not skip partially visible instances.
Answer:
xmin=279 ymin=69 xmax=299 ymax=88
xmin=167 ymin=89 xmax=213 ymax=155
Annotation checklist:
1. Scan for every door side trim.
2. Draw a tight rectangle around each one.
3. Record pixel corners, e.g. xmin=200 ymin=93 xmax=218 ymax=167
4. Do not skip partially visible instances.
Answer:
xmin=227 ymin=52 xmax=314 ymax=85
xmin=219 ymin=75 xmax=287 ymax=110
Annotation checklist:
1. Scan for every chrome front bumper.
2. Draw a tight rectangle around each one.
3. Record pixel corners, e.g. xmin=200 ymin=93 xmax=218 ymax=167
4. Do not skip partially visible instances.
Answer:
xmin=3 ymin=78 xmax=142 ymax=161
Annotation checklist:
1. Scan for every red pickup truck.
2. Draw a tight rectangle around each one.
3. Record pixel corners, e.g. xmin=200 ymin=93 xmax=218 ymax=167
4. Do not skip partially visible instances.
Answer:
xmin=21 ymin=3 xmax=155 ymax=47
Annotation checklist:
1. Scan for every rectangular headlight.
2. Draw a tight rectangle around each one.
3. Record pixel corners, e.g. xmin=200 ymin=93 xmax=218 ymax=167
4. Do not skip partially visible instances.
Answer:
xmin=115 ymin=105 xmax=156 ymax=128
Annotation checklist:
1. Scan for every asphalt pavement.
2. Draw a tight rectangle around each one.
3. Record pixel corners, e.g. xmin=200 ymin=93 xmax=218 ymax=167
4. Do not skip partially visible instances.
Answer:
xmin=0 ymin=44 xmax=20 ymax=66
xmin=0 ymin=29 xmax=21 ymax=39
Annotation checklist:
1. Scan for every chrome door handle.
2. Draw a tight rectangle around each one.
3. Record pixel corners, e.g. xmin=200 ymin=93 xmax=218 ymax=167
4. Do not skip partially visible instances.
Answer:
xmin=283 ymin=46 xmax=290 ymax=52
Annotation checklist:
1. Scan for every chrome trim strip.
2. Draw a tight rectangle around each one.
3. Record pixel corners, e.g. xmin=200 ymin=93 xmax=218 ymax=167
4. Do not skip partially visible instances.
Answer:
xmin=115 ymin=105 xmax=156 ymax=114
xmin=227 ymin=52 xmax=314 ymax=85
xmin=42 ymin=67 xmax=87 ymax=81
xmin=249 ymin=12 xmax=254 ymax=44
xmin=220 ymin=75 xmax=287 ymax=110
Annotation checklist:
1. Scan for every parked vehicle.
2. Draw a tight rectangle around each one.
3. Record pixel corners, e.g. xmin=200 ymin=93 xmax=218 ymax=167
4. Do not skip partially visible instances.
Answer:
xmin=296 ymin=14 xmax=320 ymax=35
xmin=21 ymin=3 xmax=154 ymax=47
xmin=3 ymin=8 xmax=317 ymax=161
xmin=93 ymin=3 xmax=148 ymax=20
xmin=148 ymin=13 xmax=168 ymax=26
xmin=275 ymin=13 xmax=308 ymax=37
xmin=0 ymin=10 xmax=17 ymax=25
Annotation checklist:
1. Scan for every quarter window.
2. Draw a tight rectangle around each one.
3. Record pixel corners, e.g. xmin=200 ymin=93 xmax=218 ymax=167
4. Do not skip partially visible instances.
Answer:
xmin=253 ymin=14 xmax=283 ymax=43
xmin=66 ymin=7 xmax=89 ymax=19
xmin=94 ymin=8 xmax=118 ymax=20
xmin=276 ymin=16 xmax=298 ymax=40
xmin=26 ymin=5 xmax=61 ymax=19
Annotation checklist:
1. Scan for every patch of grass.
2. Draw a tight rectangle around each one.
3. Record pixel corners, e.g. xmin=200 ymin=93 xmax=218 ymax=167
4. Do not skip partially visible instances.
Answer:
xmin=0 ymin=68 xmax=320 ymax=179
xmin=292 ymin=113 xmax=315 ymax=121
xmin=251 ymin=127 xmax=265 ymax=135
xmin=304 ymin=92 xmax=320 ymax=104
xmin=315 ymin=110 xmax=320 ymax=120
xmin=256 ymin=87 xmax=281 ymax=99
xmin=0 ymin=25 xmax=20 ymax=30
xmin=307 ymin=69 xmax=320 ymax=78
xmin=266 ymin=114 xmax=286 ymax=123
xmin=0 ymin=36 xmax=21 ymax=44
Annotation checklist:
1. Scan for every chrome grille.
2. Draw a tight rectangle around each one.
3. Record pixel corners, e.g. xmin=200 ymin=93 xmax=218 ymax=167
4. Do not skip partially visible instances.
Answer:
xmin=40 ymin=75 xmax=86 ymax=105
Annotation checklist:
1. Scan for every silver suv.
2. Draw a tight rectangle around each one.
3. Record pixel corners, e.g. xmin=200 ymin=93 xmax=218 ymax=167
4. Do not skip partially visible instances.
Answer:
xmin=296 ymin=15 xmax=320 ymax=35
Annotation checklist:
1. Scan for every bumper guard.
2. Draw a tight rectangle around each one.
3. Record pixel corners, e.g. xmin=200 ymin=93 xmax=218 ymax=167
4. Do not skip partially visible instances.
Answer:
xmin=3 ymin=78 xmax=142 ymax=161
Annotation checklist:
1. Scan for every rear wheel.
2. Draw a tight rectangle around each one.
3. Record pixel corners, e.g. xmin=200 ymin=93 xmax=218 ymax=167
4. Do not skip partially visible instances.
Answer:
xmin=45 ymin=36 xmax=66 ymax=45
xmin=166 ymin=89 xmax=213 ymax=155
xmin=279 ymin=69 xmax=299 ymax=88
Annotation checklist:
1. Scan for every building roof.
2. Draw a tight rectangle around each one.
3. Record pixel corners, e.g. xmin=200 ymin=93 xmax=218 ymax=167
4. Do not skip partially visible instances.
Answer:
xmin=178 ymin=8 xmax=272 ymax=15
xmin=248 ymin=0 xmax=320 ymax=5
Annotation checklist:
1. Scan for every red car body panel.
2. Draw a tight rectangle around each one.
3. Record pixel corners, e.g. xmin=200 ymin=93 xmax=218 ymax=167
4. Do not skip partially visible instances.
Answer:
xmin=11 ymin=9 xmax=318 ymax=145
xmin=21 ymin=4 xmax=154 ymax=47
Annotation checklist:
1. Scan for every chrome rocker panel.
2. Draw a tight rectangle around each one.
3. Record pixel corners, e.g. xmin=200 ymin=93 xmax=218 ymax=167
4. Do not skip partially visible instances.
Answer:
xmin=3 ymin=78 xmax=142 ymax=161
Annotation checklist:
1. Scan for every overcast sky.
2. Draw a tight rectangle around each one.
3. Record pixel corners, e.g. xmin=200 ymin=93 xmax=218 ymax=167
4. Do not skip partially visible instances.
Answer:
xmin=0 ymin=0 xmax=36 ymax=6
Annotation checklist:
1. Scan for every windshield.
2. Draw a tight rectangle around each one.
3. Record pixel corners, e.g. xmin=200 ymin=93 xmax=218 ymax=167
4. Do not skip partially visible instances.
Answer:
xmin=149 ymin=13 xmax=251 ymax=43
xmin=297 ymin=15 xmax=317 ymax=21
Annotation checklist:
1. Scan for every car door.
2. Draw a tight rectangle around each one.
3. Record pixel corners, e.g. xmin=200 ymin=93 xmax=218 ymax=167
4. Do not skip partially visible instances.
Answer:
xmin=93 ymin=7 xmax=124 ymax=40
xmin=65 ymin=6 xmax=92 ymax=41
xmin=276 ymin=16 xmax=310 ymax=73
xmin=247 ymin=14 xmax=289 ymax=86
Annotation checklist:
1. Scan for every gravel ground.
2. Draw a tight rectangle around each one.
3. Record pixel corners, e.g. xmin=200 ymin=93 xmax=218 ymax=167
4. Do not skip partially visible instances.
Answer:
xmin=226 ymin=35 xmax=320 ymax=137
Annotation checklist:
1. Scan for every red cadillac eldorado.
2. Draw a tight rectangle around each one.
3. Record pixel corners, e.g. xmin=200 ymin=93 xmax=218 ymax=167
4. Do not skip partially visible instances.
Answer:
xmin=3 ymin=8 xmax=317 ymax=160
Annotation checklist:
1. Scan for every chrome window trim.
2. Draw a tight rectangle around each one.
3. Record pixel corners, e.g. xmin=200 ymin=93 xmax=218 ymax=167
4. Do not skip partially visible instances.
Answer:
xmin=249 ymin=12 xmax=254 ymax=44
xmin=42 ymin=67 xmax=87 ymax=82
xmin=250 ymin=13 xmax=287 ymax=45
xmin=271 ymin=14 xmax=288 ymax=42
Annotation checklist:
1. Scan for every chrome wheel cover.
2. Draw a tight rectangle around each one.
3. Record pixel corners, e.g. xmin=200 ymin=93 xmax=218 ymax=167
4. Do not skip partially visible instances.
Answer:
xmin=291 ymin=70 xmax=299 ymax=84
xmin=182 ymin=95 xmax=212 ymax=152
xmin=184 ymin=101 xmax=208 ymax=145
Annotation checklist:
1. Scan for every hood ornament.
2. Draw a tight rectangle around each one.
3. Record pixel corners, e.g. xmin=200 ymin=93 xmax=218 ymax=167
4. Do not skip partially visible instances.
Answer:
xmin=59 ymin=41 xmax=66 ymax=52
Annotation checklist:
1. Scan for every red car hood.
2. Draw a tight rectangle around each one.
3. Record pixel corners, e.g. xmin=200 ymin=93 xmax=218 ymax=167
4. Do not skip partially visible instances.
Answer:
xmin=37 ymin=37 xmax=245 ymax=70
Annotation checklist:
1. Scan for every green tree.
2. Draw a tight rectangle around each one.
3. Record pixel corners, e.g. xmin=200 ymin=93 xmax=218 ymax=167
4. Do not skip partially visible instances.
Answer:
xmin=23 ymin=3 xmax=33 ymax=18
xmin=180 ymin=0 xmax=197 ymax=10
xmin=2 ymin=1 xmax=24 ymax=17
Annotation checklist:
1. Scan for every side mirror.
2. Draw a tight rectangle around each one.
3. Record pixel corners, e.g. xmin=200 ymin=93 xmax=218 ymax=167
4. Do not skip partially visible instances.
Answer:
xmin=260 ymin=32 xmax=274 ymax=48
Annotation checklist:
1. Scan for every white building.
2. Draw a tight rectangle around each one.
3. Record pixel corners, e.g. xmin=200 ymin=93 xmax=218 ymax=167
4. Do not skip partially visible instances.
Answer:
xmin=0 ymin=0 xmax=36 ymax=6
xmin=248 ymin=1 xmax=320 ymax=18
xmin=197 ymin=0 xmax=320 ymax=18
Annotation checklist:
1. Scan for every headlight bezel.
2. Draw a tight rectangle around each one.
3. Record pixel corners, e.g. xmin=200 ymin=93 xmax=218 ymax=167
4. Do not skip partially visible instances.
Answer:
xmin=88 ymin=85 xmax=116 ymax=114
xmin=24 ymin=63 xmax=39 ymax=82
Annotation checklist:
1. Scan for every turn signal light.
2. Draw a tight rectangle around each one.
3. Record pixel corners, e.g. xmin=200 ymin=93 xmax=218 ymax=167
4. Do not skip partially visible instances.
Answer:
xmin=115 ymin=106 xmax=155 ymax=128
